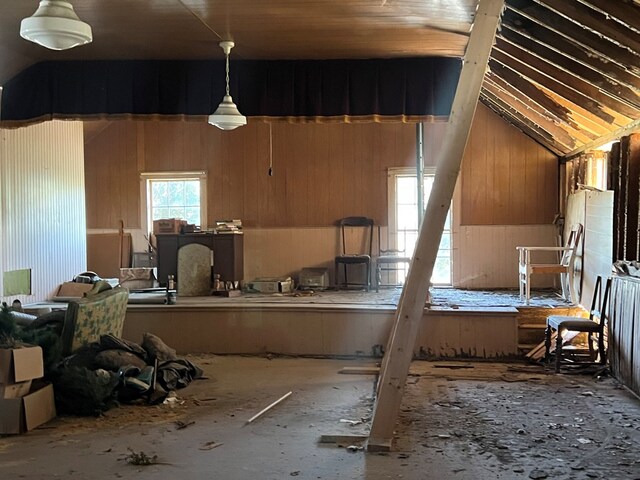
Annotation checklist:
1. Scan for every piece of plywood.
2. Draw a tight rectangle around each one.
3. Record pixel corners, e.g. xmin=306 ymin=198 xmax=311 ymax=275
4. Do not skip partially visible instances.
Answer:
xmin=2 ymin=269 xmax=31 ymax=296
xmin=87 ymin=233 xmax=132 ymax=278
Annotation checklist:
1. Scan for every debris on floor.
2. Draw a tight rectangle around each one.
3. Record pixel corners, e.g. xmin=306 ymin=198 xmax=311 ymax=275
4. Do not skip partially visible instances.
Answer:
xmin=124 ymin=448 xmax=158 ymax=466
xmin=245 ymin=390 xmax=293 ymax=424
xmin=0 ymin=357 xmax=638 ymax=480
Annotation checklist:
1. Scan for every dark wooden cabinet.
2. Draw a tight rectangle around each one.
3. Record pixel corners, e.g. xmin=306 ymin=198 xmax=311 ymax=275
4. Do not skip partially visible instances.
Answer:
xmin=155 ymin=233 xmax=244 ymax=286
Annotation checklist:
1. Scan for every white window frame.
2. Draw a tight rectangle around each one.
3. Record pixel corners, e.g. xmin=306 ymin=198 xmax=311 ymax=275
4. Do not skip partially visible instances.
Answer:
xmin=140 ymin=171 xmax=208 ymax=234
xmin=387 ymin=166 xmax=453 ymax=286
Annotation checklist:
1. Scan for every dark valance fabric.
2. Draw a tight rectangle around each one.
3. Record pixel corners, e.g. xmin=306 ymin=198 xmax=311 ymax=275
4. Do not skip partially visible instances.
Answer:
xmin=0 ymin=57 xmax=461 ymax=125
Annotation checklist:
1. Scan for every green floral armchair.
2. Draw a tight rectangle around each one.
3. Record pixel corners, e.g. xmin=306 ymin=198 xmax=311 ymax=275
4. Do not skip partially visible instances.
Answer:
xmin=60 ymin=286 xmax=129 ymax=355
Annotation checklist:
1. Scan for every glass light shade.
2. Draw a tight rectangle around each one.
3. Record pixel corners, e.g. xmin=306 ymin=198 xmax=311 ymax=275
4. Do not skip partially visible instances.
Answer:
xmin=20 ymin=1 xmax=92 ymax=50
xmin=208 ymin=95 xmax=247 ymax=131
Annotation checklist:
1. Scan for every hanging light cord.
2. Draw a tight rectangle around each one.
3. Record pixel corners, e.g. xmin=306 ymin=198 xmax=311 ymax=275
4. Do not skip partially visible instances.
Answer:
xmin=269 ymin=123 xmax=274 ymax=176
xmin=225 ymin=53 xmax=230 ymax=96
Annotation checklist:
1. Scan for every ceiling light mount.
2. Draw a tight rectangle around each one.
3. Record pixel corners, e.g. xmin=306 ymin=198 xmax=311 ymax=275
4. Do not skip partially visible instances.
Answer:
xmin=208 ymin=40 xmax=247 ymax=131
xmin=20 ymin=0 xmax=93 ymax=51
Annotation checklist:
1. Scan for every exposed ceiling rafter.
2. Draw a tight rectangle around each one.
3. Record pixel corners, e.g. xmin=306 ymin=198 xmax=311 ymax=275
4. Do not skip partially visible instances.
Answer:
xmin=500 ymin=15 xmax=640 ymax=92
xmin=575 ymin=0 xmax=640 ymax=35
xmin=482 ymin=80 xmax=576 ymax=149
xmin=505 ymin=2 xmax=640 ymax=73
xmin=497 ymin=29 xmax=640 ymax=107
xmin=484 ymin=74 xmax=596 ymax=143
xmin=532 ymin=0 xmax=640 ymax=55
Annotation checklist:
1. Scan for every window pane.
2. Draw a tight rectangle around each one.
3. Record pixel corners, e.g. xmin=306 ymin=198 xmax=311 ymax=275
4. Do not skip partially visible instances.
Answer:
xmin=168 ymin=182 xmax=185 ymax=206
xmin=432 ymin=257 xmax=451 ymax=284
xmin=148 ymin=178 xmax=203 ymax=228
xmin=422 ymin=177 xmax=434 ymax=204
xmin=184 ymin=181 xmax=200 ymax=206
xmin=397 ymin=177 xmax=416 ymax=205
xmin=152 ymin=182 xmax=168 ymax=207
xmin=397 ymin=205 xmax=418 ymax=230
xmin=184 ymin=207 xmax=200 ymax=225
xmin=393 ymin=172 xmax=452 ymax=285
xmin=439 ymin=233 xmax=451 ymax=250
xmin=403 ymin=232 xmax=418 ymax=256
xmin=167 ymin=207 xmax=185 ymax=218
xmin=153 ymin=207 xmax=170 ymax=220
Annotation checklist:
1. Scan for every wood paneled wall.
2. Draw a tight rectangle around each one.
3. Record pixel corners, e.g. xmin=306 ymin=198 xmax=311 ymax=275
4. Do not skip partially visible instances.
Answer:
xmin=453 ymin=225 xmax=558 ymax=288
xmin=85 ymin=121 xmax=140 ymax=228
xmin=85 ymin=105 xmax=559 ymax=230
xmin=85 ymin=106 xmax=561 ymax=288
xmin=85 ymin=120 xmax=416 ymax=229
xmin=458 ymin=104 xmax=559 ymax=225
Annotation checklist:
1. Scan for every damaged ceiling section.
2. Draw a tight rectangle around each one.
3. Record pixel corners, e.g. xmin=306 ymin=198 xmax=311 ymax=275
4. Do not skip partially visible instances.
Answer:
xmin=481 ymin=0 xmax=640 ymax=158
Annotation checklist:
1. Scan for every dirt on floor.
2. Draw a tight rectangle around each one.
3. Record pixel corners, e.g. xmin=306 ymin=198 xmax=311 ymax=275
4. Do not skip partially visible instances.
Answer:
xmin=394 ymin=362 xmax=640 ymax=480
xmin=0 ymin=356 xmax=638 ymax=480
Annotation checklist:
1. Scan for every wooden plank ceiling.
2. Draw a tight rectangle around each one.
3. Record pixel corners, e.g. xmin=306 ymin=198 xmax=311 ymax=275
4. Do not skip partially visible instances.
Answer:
xmin=2 ymin=0 xmax=640 ymax=158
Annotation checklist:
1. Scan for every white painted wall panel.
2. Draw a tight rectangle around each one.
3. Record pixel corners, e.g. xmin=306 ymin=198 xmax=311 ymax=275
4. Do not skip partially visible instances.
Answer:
xmin=582 ymin=191 xmax=613 ymax=307
xmin=453 ymin=225 xmax=558 ymax=288
xmin=0 ymin=120 xmax=86 ymax=303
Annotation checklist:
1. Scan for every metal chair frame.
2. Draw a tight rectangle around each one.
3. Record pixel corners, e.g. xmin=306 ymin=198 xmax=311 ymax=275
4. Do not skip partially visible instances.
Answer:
xmin=334 ymin=216 xmax=374 ymax=291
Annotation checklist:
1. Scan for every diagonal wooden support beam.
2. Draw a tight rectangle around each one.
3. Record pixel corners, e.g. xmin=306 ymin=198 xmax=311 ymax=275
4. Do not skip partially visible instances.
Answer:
xmin=367 ymin=0 xmax=506 ymax=451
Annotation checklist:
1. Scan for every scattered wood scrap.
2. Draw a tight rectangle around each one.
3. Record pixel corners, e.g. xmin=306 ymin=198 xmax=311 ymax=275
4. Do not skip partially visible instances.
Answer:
xmin=318 ymin=434 xmax=368 ymax=446
xmin=199 ymin=441 xmax=223 ymax=451
xmin=175 ymin=420 xmax=195 ymax=430
xmin=526 ymin=331 xmax=580 ymax=361
xmin=245 ymin=391 xmax=293 ymax=424
xmin=339 ymin=367 xmax=380 ymax=375
xmin=433 ymin=365 xmax=474 ymax=370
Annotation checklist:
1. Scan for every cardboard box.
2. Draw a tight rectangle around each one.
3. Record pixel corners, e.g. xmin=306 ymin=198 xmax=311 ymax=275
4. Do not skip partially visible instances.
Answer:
xmin=0 ymin=383 xmax=56 ymax=434
xmin=1 ymin=380 xmax=33 ymax=399
xmin=246 ymin=277 xmax=293 ymax=293
xmin=0 ymin=346 xmax=44 ymax=386
xmin=54 ymin=282 xmax=94 ymax=299
xmin=119 ymin=267 xmax=157 ymax=290
xmin=153 ymin=218 xmax=186 ymax=235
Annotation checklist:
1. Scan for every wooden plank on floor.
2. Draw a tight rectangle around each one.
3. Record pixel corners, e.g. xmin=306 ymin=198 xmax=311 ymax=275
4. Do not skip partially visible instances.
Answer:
xmin=339 ymin=367 xmax=380 ymax=375
xmin=318 ymin=435 xmax=369 ymax=444
xmin=367 ymin=0 xmax=506 ymax=452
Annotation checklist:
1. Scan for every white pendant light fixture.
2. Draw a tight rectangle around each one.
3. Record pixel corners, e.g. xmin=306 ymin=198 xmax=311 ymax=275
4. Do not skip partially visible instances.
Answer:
xmin=20 ymin=1 xmax=92 ymax=51
xmin=208 ymin=41 xmax=247 ymax=130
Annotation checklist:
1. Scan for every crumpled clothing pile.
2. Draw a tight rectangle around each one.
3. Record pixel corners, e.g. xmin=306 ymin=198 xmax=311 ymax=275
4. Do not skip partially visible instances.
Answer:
xmin=52 ymin=332 xmax=203 ymax=416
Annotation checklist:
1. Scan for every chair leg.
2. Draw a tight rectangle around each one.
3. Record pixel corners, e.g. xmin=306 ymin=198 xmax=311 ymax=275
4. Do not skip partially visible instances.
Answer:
xmin=568 ymin=269 xmax=577 ymax=304
xmin=343 ymin=264 xmax=348 ymax=287
xmin=597 ymin=332 xmax=606 ymax=365
xmin=544 ymin=326 xmax=552 ymax=362
xmin=375 ymin=261 xmax=380 ymax=293
xmin=555 ymin=330 xmax=563 ymax=373
xmin=519 ymin=273 xmax=524 ymax=301
xmin=366 ymin=262 xmax=371 ymax=292
xmin=588 ymin=333 xmax=595 ymax=362
xmin=334 ymin=261 xmax=340 ymax=290
xmin=525 ymin=274 xmax=531 ymax=306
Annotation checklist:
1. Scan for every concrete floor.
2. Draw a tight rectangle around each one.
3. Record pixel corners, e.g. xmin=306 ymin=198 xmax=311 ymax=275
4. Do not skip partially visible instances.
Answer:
xmin=1 ymin=356 xmax=639 ymax=480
